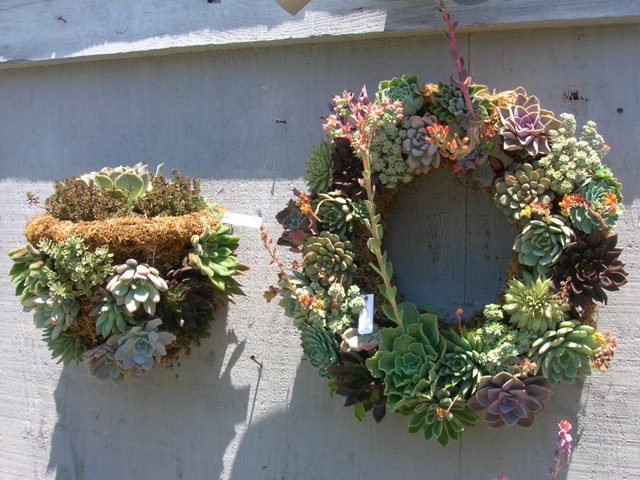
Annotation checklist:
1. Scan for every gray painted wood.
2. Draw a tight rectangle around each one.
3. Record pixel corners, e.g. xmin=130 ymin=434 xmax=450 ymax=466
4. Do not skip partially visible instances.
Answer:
xmin=0 ymin=22 xmax=639 ymax=480
xmin=0 ymin=0 xmax=639 ymax=67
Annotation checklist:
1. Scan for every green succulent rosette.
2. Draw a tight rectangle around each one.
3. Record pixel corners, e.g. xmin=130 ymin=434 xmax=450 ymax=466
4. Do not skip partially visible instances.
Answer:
xmin=272 ymin=74 xmax=626 ymax=446
xmin=365 ymin=303 xmax=446 ymax=410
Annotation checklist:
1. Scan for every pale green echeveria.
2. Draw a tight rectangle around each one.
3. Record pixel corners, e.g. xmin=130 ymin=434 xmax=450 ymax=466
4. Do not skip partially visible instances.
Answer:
xmin=497 ymin=92 xmax=562 ymax=156
xmin=435 ymin=328 xmax=484 ymax=397
xmin=300 ymin=324 xmax=340 ymax=376
xmin=79 ymin=163 xmax=162 ymax=204
xmin=302 ymin=231 xmax=357 ymax=287
xmin=567 ymin=178 xmax=622 ymax=234
xmin=377 ymin=74 xmax=425 ymax=116
xmin=114 ymin=318 xmax=176 ymax=372
xmin=7 ymin=242 xmax=50 ymax=302
xmin=493 ymin=163 xmax=554 ymax=224
xmin=529 ymin=319 xmax=596 ymax=385
xmin=313 ymin=193 xmax=355 ymax=238
xmin=503 ymin=272 xmax=566 ymax=333
xmin=106 ymin=259 xmax=168 ymax=315
xmin=397 ymin=387 xmax=478 ymax=447
xmin=513 ymin=215 xmax=573 ymax=276
xmin=401 ymin=114 xmax=442 ymax=173
xmin=304 ymin=140 xmax=335 ymax=194
xmin=366 ymin=302 xmax=447 ymax=410
xmin=23 ymin=292 xmax=80 ymax=340
xmin=431 ymin=82 xmax=491 ymax=123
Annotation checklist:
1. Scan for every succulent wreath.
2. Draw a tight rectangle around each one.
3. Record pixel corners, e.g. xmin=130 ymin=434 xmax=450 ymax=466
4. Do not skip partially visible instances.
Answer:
xmin=263 ymin=66 xmax=627 ymax=444
xmin=8 ymin=164 xmax=248 ymax=385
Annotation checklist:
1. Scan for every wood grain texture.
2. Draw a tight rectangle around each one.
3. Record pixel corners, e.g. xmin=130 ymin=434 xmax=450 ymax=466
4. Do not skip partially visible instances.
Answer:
xmin=0 ymin=23 xmax=639 ymax=480
xmin=0 ymin=0 xmax=639 ymax=67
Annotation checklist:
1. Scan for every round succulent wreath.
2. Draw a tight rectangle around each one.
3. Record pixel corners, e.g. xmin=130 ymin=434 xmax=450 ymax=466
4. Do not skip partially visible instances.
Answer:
xmin=8 ymin=164 xmax=248 ymax=385
xmin=265 ymin=75 xmax=628 ymax=446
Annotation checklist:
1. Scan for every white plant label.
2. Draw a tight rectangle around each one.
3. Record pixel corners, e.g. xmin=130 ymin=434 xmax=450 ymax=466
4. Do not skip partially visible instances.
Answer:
xmin=221 ymin=212 xmax=262 ymax=229
xmin=358 ymin=294 xmax=374 ymax=334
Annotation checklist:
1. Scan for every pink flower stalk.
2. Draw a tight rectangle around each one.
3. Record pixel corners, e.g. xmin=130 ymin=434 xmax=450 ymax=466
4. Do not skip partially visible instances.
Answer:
xmin=549 ymin=420 xmax=573 ymax=478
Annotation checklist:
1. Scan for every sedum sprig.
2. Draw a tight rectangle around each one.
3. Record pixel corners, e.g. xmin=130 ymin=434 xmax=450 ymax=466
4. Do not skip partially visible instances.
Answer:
xmin=324 ymin=88 xmax=404 ymax=326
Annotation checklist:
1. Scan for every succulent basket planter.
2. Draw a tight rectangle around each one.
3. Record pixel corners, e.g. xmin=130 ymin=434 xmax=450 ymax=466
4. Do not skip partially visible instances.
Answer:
xmin=267 ymin=75 xmax=627 ymax=446
xmin=9 ymin=164 xmax=248 ymax=385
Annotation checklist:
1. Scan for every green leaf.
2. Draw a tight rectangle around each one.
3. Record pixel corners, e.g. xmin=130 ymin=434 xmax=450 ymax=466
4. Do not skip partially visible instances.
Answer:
xmin=367 ymin=238 xmax=381 ymax=253
xmin=354 ymin=403 xmax=366 ymax=422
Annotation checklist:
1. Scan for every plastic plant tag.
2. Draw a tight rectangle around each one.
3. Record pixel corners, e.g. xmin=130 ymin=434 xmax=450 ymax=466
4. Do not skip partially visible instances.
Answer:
xmin=222 ymin=212 xmax=262 ymax=229
xmin=358 ymin=294 xmax=374 ymax=334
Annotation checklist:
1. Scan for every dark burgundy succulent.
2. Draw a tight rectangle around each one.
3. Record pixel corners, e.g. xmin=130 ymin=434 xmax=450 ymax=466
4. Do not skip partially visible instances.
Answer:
xmin=326 ymin=349 xmax=387 ymax=423
xmin=330 ymin=137 xmax=370 ymax=200
xmin=157 ymin=265 xmax=218 ymax=331
xmin=551 ymin=230 xmax=627 ymax=317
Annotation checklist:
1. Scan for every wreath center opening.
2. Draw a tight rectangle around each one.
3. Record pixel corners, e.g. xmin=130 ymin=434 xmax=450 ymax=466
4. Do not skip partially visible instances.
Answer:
xmin=385 ymin=169 xmax=516 ymax=319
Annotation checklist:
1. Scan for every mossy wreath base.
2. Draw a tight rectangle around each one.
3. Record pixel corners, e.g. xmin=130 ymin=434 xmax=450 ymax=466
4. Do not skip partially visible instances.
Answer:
xmin=24 ymin=206 xmax=225 ymax=272
xmin=9 ymin=165 xmax=248 ymax=385
xmin=272 ymin=77 xmax=627 ymax=446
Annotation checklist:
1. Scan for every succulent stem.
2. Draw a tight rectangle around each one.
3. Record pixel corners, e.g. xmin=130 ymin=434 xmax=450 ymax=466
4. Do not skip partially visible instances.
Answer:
xmin=359 ymin=126 xmax=402 ymax=327
xmin=438 ymin=0 xmax=475 ymax=117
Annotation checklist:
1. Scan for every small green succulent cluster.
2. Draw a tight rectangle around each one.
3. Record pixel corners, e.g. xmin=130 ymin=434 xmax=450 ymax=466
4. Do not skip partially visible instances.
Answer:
xmin=473 ymin=321 xmax=537 ymax=376
xmin=106 ymin=259 xmax=168 ymax=315
xmin=538 ymin=113 xmax=608 ymax=195
xmin=187 ymin=224 xmax=248 ymax=299
xmin=368 ymin=113 xmax=412 ymax=188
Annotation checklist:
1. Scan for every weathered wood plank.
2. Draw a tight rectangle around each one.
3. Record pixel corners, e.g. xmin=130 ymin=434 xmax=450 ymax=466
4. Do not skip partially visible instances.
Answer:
xmin=0 ymin=0 xmax=638 ymax=68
